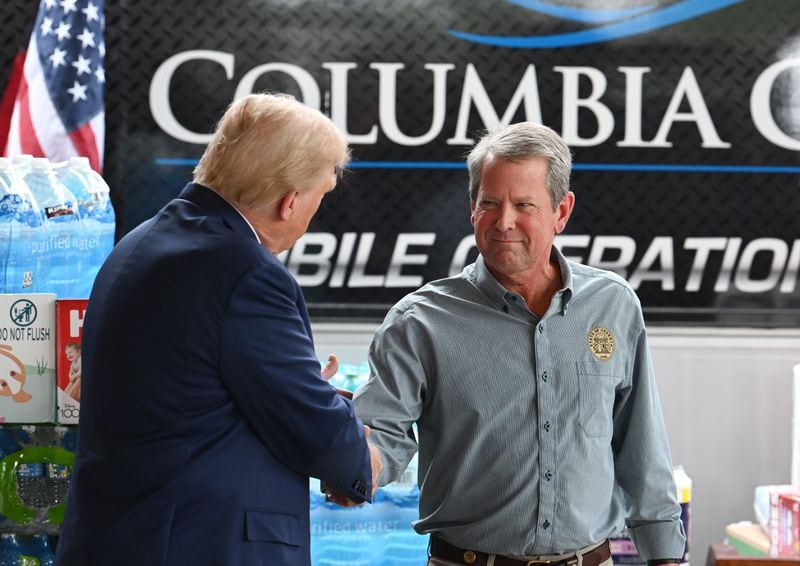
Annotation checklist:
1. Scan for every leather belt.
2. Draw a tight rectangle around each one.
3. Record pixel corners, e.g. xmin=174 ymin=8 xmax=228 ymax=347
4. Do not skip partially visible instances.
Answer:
xmin=430 ymin=537 xmax=611 ymax=566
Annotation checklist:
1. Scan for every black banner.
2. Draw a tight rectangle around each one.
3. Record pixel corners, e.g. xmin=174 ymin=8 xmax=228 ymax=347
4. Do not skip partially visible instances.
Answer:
xmin=3 ymin=0 xmax=799 ymax=326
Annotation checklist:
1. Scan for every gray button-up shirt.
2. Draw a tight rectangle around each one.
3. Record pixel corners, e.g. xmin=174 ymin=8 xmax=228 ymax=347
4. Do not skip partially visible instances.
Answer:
xmin=353 ymin=250 xmax=686 ymax=559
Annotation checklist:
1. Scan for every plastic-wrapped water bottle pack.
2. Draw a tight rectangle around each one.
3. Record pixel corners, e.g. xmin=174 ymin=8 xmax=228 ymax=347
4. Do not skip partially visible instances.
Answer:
xmin=0 ymin=156 xmax=114 ymax=298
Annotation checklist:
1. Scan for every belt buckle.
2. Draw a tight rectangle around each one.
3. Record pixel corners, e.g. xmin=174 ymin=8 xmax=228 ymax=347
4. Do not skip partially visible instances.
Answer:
xmin=527 ymin=557 xmax=578 ymax=566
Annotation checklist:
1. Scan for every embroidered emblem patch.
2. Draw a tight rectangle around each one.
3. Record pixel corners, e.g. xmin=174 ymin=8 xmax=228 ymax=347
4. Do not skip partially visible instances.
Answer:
xmin=588 ymin=327 xmax=615 ymax=361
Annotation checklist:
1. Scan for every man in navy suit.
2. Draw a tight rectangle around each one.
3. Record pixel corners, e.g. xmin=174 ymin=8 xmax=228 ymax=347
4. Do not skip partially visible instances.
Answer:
xmin=57 ymin=93 xmax=381 ymax=565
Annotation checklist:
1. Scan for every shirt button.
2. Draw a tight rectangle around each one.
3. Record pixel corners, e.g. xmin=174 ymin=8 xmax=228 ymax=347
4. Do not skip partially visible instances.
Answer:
xmin=538 ymin=324 xmax=544 ymax=333
xmin=543 ymin=421 xmax=551 ymax=432
xmin=545 ymin=470 xmax=553 ymax=481
xmin=543 ymin=520 xmax=551 ymax=529
xmin=542 ymin=371 xmax=548 ymax=382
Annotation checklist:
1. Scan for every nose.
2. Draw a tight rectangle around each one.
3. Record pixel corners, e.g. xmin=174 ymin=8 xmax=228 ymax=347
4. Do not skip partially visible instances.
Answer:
xmin=496 ymin=203 xmax=516 ymax=231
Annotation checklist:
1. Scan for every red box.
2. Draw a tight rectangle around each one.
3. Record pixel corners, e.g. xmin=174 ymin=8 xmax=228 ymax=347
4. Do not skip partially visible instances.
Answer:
xmin=56 ymin=299 xmax=88 ymax=424
xmin=770 ymin=490 xmax=800 ymax=557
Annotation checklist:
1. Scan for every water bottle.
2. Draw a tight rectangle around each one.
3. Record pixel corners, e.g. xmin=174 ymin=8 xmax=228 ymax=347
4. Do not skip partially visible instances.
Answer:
xmin=21 ymin=158 xmax=82 ymax=298
xmin=44 ymin=463 xmax=70 ymax=509
xmin=18 ymin=534 xmax=54 ymax=566
xmin=328 ymin=362 xmax=369 ymax=394
xmin=0 ymin=162 xmax=14 ymax=291
xmin=0 ymin=533 xmax=20 ymax=566
xmin=0 ymin=428 xmax=23 ymax=532
xmin=16 ymin=462 xmax=47 ymax=512
xmin=0 ymin=158 xmax=44 ymax=293
xmin=57 ymin=157 xmax=115 ymax=297
xmin=11 ymin=155 xmax=33 ymax=179
xmin=0 ymin=533 xmax=36 ymax=566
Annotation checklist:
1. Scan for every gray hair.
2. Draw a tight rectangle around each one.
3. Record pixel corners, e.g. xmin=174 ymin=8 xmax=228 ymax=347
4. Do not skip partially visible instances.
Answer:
xmin=466 ymin=122 xmax=572 ymax=210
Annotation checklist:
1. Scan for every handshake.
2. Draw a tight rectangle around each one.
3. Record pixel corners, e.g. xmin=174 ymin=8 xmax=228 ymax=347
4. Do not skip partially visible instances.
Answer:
xmin=322 ymin=355 xmax=383 ymax=507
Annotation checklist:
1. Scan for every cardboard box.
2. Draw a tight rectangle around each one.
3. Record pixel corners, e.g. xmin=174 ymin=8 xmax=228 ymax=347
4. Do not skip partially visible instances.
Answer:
xmin=56 ymin=299 xmax=87 ymax=424
xmin=0 ymin=294 xmax=56 ymax=423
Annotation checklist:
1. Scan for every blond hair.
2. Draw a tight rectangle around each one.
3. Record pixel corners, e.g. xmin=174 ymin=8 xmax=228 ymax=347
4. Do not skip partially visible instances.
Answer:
xmin=194 ymin=93 xmax=349 ymax=209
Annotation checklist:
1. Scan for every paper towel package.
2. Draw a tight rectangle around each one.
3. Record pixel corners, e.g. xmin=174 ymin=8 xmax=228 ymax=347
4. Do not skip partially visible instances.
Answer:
xmin=0 ymin=294 xmax=56 ymax=423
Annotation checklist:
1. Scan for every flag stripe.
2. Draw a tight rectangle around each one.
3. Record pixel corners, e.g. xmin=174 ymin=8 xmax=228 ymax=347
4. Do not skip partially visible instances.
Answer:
xmin=5 ymin=98 xmax=22 ymax=157
xmin=17 ymin=76 xmax=46 ymax=157
xmin=69 ymin=121 xmax=100 ymax=171
xmin=89 ymin=111 xmax=104 ymax=164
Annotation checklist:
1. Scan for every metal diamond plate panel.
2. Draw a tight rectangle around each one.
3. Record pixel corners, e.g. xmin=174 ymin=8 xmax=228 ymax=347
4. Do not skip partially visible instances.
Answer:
xmin=2 ymin=0 xmax=798 ymax=324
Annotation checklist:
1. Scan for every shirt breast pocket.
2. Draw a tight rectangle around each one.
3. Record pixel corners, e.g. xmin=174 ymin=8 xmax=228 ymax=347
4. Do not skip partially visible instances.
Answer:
xmin=577 ymin=364 xmax=623 ymax=438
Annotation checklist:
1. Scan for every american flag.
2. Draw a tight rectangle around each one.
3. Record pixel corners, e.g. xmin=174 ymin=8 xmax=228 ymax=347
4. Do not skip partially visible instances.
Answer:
xmin=0 ymin=0 xmax=105 ymax=172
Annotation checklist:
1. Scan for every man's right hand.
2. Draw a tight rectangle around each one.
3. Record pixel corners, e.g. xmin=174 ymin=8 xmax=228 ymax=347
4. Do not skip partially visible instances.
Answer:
xmin=321 ymin=353 xmax=355 ymax=400
xmin=324 ymin=429 xmax=383 ymax=507
xmin=367 ymin=436 xmax=383 ymax=497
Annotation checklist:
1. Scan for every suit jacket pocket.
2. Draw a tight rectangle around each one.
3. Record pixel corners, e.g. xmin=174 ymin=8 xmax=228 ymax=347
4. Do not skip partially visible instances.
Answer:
xmin=245 ymin=509 xmax=302 ymax=547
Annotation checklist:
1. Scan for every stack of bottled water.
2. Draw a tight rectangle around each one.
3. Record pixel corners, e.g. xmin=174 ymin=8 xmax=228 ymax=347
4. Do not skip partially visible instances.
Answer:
xmin=0 ymin=426 xmax=75 ymax=564
xmin=0 ymin=533 xmax=55 ymax=565
xmin=0 ymin=158 xmax=43 ymax=294
xmin=311 ymin=362 xmax=428 ymax=565
xmin=0 ymin=155 xmax=114 ymax=298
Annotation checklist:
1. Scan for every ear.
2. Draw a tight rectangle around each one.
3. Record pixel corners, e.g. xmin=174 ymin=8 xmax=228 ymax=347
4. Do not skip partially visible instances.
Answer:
xmin=469 ymin=200 xmax=476 ymax=227
xmin=278 ymin=191 xmax=299 ymax=221
xmin=554 ymin=191 xmax=575 ymax=234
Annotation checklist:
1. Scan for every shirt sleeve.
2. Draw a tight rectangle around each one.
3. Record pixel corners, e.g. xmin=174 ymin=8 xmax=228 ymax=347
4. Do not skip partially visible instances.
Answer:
xmin=353 ymin=306 xmax=426 ymax=486
xmin=613 ymin=304 xmax=686 ymax=560
xmin=219 ymin=262 xmax=373 ymax=503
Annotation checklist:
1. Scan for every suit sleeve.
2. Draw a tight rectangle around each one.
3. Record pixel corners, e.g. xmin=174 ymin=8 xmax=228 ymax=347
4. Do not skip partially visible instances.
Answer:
xmin=219 ymin=262 xmax=372 ymax=503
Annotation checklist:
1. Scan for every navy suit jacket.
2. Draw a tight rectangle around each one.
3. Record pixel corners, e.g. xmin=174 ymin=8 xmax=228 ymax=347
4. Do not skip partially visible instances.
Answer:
xmin=57 ymin=183 xmax=372 ymax=565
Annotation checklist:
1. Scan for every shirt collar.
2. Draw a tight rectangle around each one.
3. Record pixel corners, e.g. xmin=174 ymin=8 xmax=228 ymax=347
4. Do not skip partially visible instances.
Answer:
xmin=221 ymin=195 xmax=261 ymax=243
xmin=552 ymin=245 xmax=574 ymax=314
xmin=472 ymin=255 xmax=511 ymax=311
xmin=471 ymin=247 xmax=575 ymax=315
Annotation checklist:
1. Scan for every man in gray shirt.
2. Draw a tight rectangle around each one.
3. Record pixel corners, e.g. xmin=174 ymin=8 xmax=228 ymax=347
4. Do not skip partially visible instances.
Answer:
xmin=352 ymin=122 xmax=686 ymax=566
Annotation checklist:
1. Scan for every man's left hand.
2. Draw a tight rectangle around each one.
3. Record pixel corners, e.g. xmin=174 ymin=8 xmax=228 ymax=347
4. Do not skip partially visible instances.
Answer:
xmin=321 ymin=354 xmax=354 ymax=399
